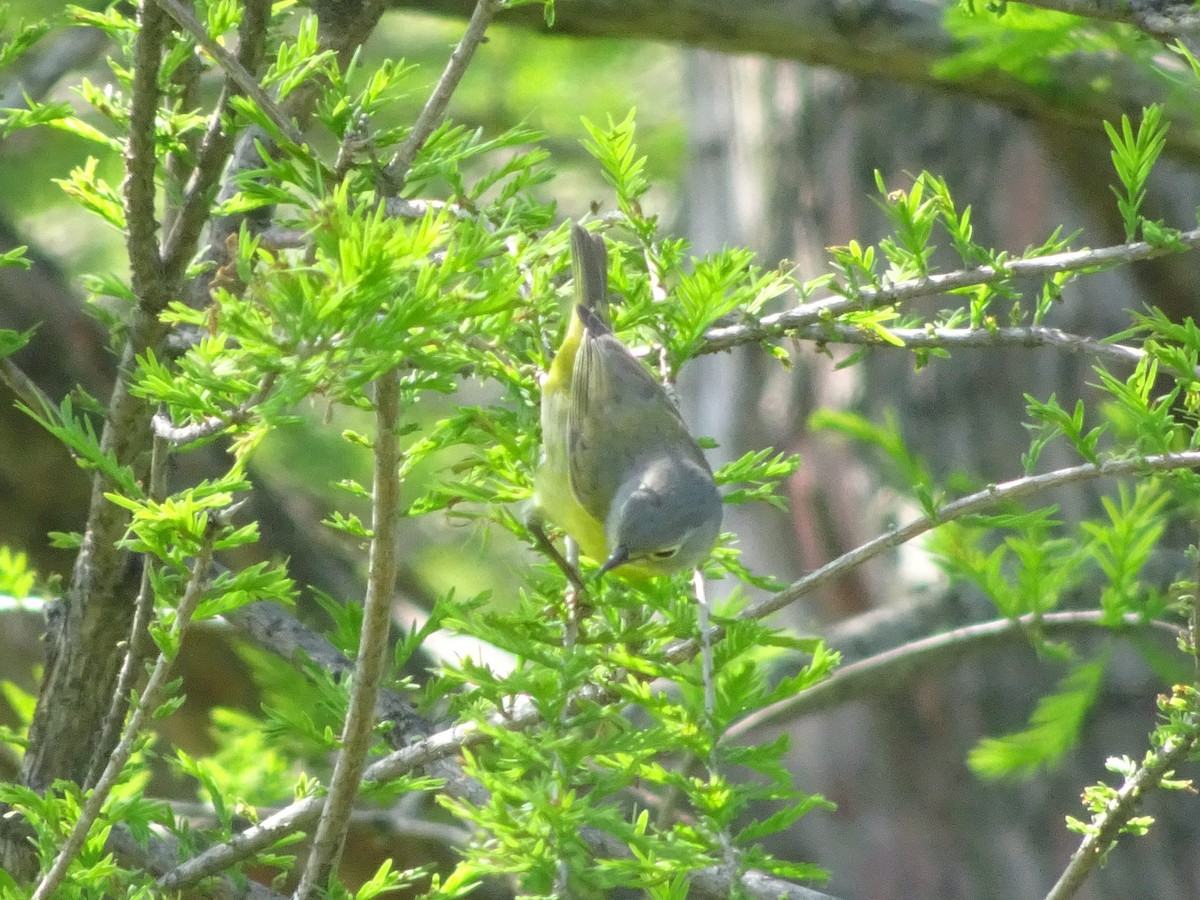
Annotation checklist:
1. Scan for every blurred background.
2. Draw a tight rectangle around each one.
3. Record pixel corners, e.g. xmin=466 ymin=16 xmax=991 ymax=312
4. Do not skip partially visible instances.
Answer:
xmin=2 ymin=3 xmax=1199 ymax=897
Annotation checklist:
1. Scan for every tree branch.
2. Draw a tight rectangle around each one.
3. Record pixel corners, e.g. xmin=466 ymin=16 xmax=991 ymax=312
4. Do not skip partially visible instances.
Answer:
xmin=0 ymin=357 xmax=55 ymax=419
xmin=154 ymin=0 xmax=304 ymax=150
xmin=1018 ymin=0 xmax=1200 ymax=36
xmin=83 ymin=434 xmax=169 ymax=789
xmin=1043 ymin=722 xmax=1200 ymax=900
xmin=699 ymin=228 xmax=1200 ymax=356
xmin=293 ymin=367 xmax=404 ymax=898
xmin=124 ymin=0 xmax=168 ymax=315
xmin=781 ymin=324 xmax=1163 ymax=374
xmin=729 ymin=610 xmax=1184 ymax=737
xmin=382 ymin=0 xmax=502 ymax=189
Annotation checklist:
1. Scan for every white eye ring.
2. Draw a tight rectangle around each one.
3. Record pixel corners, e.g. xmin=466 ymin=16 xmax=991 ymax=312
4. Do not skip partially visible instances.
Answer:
xmin=650 ymin=546 xmax=680 ymax=560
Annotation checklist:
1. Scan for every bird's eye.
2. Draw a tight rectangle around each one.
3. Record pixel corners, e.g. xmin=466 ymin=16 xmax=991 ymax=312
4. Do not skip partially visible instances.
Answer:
xmin=651 ymin=547 xmax=680 ymax=560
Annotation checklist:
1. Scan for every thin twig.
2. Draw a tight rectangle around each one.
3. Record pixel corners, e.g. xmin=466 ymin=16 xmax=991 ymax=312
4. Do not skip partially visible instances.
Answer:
xmin=1043 ymin=727 xmax=1200 ymax=900
xmin=381 ymin=0 xmax=502 ymax=189
xmin=699 ymin=227 xmax=1200 ymax=356
xmin=788 ymin=323 xmax=1178 ymax=375
xmin=293 ymin=367 xmax=404 ymax=898
xmin=691 ymin=866 xmax=842 ymax=900
xmin=0 ymin=357 xmax=55 ymax=419
xmin=728 ymin=611 xmax=1185 ymax=738
xmin=154 ymin=0 xmax=304 ymax=149
xmin=31 ymin=521 xmax=219 ymax=900
xmin=152 ymin=371 xmax=278 ymax=445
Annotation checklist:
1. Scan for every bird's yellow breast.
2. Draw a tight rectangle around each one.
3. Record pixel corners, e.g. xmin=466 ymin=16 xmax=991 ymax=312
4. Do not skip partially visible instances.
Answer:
xmin=534 ymin=308 xmax=609 ymax=563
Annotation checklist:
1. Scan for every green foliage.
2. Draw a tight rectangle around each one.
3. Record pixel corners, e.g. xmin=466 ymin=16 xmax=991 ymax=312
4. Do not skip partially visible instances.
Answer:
xmin=1023 ymin=392 xmax=1106 ymax=470
xmin=930 ymin=508 xmax=1083 ymax=619
xmin=716 ymin=448 xmax=802 ymax=509
xmin=939 ymin=5 xmax=1143 ymax=87
xmin=440 ymin=597 xmax=837 ymax=894
xmin=0 ymin=545 xmax=36 ymax=599
xmin=969 ymin=655 xmax=1107 ymax=779
xmin=1105 ymin=105 xmax=1169 ymax=242
xmin=1065 ymin=686 xmax=1200 ymax=849
xmin=0 ymin=8 xmax=49 ymax=71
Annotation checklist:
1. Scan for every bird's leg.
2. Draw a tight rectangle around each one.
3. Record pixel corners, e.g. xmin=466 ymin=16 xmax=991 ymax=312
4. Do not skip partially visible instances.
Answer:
xmin=528 ymin=518 xmax=589 ymax=600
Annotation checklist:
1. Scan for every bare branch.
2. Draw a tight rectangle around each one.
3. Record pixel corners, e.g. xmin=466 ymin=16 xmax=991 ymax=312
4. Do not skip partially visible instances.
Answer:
xmin=692 ymin=866 xmax=842 ymax=900
xmin=784 ymin=324 xmax=1164 ymax=373
xmin=1018 ymin=0 xmax=1200 ymax=36
xmin=383 ymin=0 xmax=1200 ymax=165
xmin=699 ymin=228 xmax=1200 ymax=355
xmin=294 ymin=367 xmax=405 ymax=897
xmin=382 ymin=0 xmax=502 ymax=189
xmin=729 ymin=611 xmax=1185 ymax=737
xmin=733 ymin=450 xmax=1200 ymax=630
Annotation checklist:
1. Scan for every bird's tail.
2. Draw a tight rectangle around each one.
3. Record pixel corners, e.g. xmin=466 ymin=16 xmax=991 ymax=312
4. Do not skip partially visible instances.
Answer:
xmin=571 ymin=223 xmax=610 ymax=326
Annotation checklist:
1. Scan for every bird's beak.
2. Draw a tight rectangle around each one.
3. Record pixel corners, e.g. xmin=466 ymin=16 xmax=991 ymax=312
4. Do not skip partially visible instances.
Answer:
xmin=597 ymin=545 xmax=630 ymax=578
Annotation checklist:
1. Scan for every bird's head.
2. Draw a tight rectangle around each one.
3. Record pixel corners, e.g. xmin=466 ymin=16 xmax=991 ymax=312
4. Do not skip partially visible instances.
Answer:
xmin=601 ymin=457 xmax=722 ymax=577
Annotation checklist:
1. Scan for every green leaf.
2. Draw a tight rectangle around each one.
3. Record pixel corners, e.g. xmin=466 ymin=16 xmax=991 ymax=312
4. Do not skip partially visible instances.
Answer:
xmin=0 ymin=326 xmax=32 ymax=357
xmin=969 ymin=655 xmax=1107 ymax=779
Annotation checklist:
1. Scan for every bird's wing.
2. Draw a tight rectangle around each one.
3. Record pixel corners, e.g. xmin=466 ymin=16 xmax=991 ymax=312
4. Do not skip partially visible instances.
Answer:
xmin=568 ymin=311 xmax=691 ymax=521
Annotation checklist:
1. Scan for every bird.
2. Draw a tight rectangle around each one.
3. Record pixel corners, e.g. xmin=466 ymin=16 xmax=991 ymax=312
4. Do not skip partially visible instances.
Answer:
xmin=531 ymin=223 xmax=722 ymax=578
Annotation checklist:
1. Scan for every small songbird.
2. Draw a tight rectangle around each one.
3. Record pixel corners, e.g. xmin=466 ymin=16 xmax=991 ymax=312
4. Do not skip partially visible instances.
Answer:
xmin=532 ymin=223 xmax=722 ymax=577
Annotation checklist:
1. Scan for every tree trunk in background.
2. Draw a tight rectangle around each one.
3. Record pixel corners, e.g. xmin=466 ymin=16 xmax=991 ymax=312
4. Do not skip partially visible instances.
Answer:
xmin=678 ymin=50 xmax=1200 ymax=900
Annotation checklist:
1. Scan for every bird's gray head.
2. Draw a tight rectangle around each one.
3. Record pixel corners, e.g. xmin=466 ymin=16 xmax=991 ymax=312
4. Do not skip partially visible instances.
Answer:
xmin=600 ymin=456 xmax=723 ymax=576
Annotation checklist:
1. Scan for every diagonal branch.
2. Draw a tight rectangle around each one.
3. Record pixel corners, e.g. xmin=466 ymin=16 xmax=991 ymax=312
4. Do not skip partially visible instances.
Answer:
xmin=1043 ymin=722 xmax=1200 ymax=900
xmin=728 ymin=610 xmax=1185 ymax=737
xmin=381 ymin=0 xmax=502 ymax=189
xmin=733 ymin=450 xmax=1200 ymax=630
